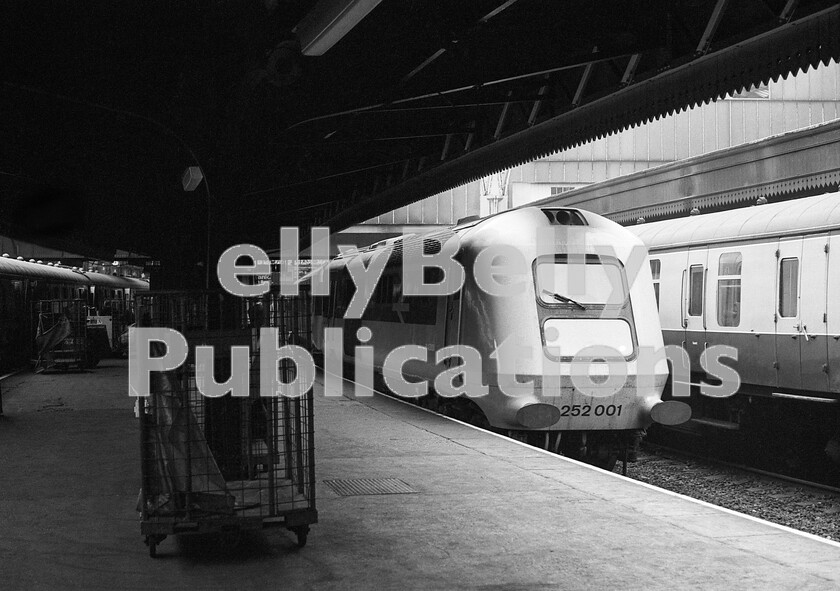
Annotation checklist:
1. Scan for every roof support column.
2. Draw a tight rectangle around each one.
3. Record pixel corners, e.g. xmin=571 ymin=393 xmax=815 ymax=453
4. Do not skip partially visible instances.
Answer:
xmin=779 ymin=0 xmax=799 ymax=22
xmin=494 ymin=91 xmax=513 ymax=139
xmin=441 ymin=133 xmax=453 ymax=161
xmin=528 ymin=75 xmax=550 ymax=126
xmin=464 ymin=120 xmax=476 ymax=152
xmin=572 ymin=62 xmax=594 ymax=107
xmin=621 ymin=53 xmax=641 ymax=86
xmin=696 ymin=0 xmax=730 ymax=55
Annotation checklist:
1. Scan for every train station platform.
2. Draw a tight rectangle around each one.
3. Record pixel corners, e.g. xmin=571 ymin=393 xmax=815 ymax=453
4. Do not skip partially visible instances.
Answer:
xmin=2 ymin=361 xmax=840 ymax=589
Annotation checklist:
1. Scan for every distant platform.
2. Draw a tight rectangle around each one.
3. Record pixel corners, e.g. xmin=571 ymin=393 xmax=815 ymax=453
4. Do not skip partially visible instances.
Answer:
xmin=1 ymin=360 xmax=839 ymax=589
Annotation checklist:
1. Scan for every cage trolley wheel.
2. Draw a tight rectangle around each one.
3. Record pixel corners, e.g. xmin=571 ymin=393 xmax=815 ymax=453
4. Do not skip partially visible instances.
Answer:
xmin=145 ymin=534 xmax=166 ymax=558
xmin=290 ymin=525 xmax=309 ymax=548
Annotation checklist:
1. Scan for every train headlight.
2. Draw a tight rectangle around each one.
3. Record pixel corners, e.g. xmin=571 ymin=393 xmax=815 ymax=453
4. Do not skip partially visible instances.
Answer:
xmin=516 ymin=403 xmax=562 ymax=429
xmin=650 ymin=400 xmax=692 ymax=426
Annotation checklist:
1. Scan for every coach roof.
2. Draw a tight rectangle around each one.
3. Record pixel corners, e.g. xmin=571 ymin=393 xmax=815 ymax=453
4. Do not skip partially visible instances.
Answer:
xmin=630 ymin=191 xmax=840 ymax=250
xmin=0 ymin=256 xmax=149 ymax=290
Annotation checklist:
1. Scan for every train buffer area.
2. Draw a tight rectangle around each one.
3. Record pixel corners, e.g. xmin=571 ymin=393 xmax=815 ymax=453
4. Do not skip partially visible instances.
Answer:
xmin=1 ymin=363 xmax=840 ymax=589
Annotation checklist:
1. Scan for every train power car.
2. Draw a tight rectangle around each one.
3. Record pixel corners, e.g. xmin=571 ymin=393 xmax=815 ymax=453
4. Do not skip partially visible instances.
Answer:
xmin=630 ymin=191 xmax=840 ymax=479
xmin=312 ymin=206 xmax=690 ymax=468
xmin=0 ymin=255 xmax=149 ymax=371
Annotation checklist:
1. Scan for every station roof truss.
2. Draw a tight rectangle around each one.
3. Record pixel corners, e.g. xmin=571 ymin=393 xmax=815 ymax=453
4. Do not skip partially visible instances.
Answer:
xmin=2 ymin=0 xmax=839 ymax=257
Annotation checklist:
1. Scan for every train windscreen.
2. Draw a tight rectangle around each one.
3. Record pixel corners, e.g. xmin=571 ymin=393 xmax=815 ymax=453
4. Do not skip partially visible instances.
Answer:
xmin=535 ymin=258 xmax=625 ymax=306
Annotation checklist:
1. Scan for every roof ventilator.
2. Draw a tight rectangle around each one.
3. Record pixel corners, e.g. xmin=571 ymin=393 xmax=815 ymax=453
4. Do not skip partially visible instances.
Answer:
xmin=541 ymin=209 xmax=587 ymax=226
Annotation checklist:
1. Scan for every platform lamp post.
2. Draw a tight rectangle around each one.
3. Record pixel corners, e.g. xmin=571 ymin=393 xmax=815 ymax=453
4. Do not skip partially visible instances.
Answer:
xmin=182 ymin=165 xmax=211 ymax=288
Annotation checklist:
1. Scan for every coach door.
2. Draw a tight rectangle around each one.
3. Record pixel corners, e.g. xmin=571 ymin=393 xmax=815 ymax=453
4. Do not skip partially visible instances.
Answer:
xmin=683 ymin=247 xmax=708 ymax=375
xmin=827 ymin=232 xmax=840 ymax=393
xmin=798 ymin=235 xmax=829 ymax=393
xmin=775 ymin=238 xmax=803 ymax=390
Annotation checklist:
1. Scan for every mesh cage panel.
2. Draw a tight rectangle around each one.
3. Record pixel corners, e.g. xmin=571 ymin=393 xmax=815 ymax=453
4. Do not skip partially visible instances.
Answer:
xmin=136 ymin=290 xmax=316 ymax=537
xmin=33 ymin=298 xmax=89 ymax=370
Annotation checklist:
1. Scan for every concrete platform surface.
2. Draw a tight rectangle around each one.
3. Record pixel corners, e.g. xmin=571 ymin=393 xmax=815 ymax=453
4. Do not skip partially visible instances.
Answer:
xmin=1 ymin=360 xmax=840 ymax=590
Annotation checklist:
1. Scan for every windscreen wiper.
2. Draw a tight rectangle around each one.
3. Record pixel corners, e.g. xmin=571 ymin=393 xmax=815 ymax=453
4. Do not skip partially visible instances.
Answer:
xmin=542 ymin=290 xmax=587 ymax=310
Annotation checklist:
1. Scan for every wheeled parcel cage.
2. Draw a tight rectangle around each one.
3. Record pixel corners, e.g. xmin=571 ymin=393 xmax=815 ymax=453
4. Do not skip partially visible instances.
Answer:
xmin=136 ymin=290 xmax=316 ymax=557
xmin=33 ymin=298 xmax=91 ymax=370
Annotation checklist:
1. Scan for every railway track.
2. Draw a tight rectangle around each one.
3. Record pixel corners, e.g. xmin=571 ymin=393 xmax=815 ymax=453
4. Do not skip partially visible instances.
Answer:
xmin=640 ymin=441 xmax=840 ymax=496
xmin=621 ymin=443 xmax=840 ymax=541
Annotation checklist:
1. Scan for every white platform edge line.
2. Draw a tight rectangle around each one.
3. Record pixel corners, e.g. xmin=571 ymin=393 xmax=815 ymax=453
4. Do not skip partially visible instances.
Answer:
xmin=316 ymin=369 xmax=840 ymax=550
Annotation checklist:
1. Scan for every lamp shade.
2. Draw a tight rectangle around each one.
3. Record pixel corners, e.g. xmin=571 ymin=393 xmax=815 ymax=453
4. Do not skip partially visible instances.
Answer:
xmin=182 ymin=166 xmax=204 ymax=192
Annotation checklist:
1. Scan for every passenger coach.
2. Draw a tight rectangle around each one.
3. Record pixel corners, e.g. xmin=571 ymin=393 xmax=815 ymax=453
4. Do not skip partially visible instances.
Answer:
xmin=631 ymin=191 xmax=840 ymax=475
xmin=0 ymin=255 xmax=149 ymax=370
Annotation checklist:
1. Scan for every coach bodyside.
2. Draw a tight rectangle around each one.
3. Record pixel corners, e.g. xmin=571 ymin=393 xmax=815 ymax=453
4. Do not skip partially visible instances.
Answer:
xmin=636 ymin=192 xmax=840 ymax=400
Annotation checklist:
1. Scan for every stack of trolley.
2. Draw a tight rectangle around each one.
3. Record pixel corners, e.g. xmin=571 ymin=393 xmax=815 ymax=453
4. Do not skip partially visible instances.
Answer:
xmin=33 ymin=299 xmax=90 ymax=370
xmin=104 ymin=297 xmax=131 ymax=351
xmin=136 ymin=290 xmax=316 ymax=557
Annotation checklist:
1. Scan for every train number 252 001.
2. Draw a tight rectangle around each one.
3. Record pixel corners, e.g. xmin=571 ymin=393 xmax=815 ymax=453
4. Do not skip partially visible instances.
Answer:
xmin=559 ymin=404 xmax=623 ymax=417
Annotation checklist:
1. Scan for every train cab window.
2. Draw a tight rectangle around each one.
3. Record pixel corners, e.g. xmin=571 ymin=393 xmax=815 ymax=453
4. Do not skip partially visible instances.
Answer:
xmin=535 ymin=256 xmax=625 ymax=307
xmin=649 ymin=259 xmax=661 ymax=308
xmin=717 ymin=253 xmax=742 ymax=327
xmin=779 ymin=258 xmax=799 ymax=317
xmin=688 ymin=265 xmax=704 ymax=316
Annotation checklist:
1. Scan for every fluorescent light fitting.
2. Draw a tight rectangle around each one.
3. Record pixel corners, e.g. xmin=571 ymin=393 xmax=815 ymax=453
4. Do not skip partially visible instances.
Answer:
xmin=295 ymin=0 xmax=384 ymax=56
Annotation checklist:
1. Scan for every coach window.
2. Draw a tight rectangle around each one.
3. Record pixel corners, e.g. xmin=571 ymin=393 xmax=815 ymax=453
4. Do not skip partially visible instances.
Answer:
xmin=779 ymin=258 xmax=799 ymax=317
xmin=332 ymin=272 xmax=352 ymax=318
xmin=649 ymin=259 xmax=661 ymax=308
xmin=717 ymin=253 xmax=742 ymax=326
xmin=688 ymin=265 xmax=704 ymax=316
